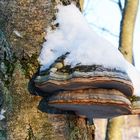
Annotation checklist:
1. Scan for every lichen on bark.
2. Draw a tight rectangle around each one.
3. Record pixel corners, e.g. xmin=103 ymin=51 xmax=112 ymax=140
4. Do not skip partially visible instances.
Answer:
xmin=0 ymin=30 xmax=14 ymax=140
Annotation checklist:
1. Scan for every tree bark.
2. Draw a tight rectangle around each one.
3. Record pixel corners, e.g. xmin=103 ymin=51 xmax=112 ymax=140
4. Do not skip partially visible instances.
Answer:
xmin=0 ymin=0 xmax=94 ymax=139
xmin=106 ymin=0 xmax=139 ymax=140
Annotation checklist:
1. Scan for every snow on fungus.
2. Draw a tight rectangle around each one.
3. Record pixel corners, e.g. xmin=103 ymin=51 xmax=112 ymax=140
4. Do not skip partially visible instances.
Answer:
xmin=38 ymin=4 xmax=140 ymax=96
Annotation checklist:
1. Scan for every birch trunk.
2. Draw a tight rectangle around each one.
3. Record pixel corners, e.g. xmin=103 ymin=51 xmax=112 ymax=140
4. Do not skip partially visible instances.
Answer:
xmin=119 ymin=0 xmax=139 ymax=62
xmin=106 ymin=0 xmax=139 ymax=140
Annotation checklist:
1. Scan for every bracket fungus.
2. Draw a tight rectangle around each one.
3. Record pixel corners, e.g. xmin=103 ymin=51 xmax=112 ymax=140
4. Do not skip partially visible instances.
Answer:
xmin=29 ymin=4 xmax=140 ymax=120
xmin=29 ymin=64 xmax=136 ymax=119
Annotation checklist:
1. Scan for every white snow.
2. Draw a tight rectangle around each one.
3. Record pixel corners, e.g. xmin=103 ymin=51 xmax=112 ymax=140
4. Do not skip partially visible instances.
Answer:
xmin=13 ymin=30 xmax=23 ymax=38
xmin=126 ymin=63 xmax=140 ymax=96
xmin=39 ymin=4 xmax=126 ymax=70
xmin=0 ymin=109 xmax=6 ymax=121
xmin=38 ymin=4 xmax=140 ymax=96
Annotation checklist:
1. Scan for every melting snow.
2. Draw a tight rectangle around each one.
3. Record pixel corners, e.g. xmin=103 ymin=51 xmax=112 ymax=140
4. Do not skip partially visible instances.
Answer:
xmin=38 ymin=4 xmax=140 ymax=96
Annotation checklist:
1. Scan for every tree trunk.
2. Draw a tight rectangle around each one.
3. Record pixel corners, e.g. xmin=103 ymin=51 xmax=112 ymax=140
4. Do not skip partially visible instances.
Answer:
xmin=119 ymin=0 xmax=139 ymax=63
xmin=105 ymin=117 xmax=124 ymax=140
xmin=106 ymin=0 xmax=139 ymax=140
xmin=0 ymin=0 xmax=94 ymax=139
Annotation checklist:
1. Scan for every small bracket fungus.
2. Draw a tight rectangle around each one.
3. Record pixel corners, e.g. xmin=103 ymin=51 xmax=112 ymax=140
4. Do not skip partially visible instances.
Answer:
xmin=47 ymin=89 xmax=132 ymax=119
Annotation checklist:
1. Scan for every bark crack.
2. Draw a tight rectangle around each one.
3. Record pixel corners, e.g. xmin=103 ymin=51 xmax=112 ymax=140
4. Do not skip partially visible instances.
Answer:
xmin=25 ymin=124 xmax=36 ymax=140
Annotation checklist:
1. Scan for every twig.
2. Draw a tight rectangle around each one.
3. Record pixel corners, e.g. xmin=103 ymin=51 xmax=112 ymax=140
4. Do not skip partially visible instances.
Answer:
xmin=110 ymin=0 xmax=124 ymax=14
xmin=89 ymin=22 xmax=119 ymax=38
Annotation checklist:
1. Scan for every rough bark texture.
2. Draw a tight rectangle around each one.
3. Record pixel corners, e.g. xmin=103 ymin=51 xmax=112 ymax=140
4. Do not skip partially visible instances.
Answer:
xmin=106 ymin=0 xmax=139 ymax=140
xmin=0 ymin=0 xmax=94 ymax=139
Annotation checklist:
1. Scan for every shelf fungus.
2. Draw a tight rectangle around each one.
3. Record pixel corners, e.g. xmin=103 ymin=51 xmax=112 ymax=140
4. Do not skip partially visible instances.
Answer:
xmin=28 ymin=4 xmax=140 ymax=119
xmin=29 ymin=64 xmax=138 ymax=119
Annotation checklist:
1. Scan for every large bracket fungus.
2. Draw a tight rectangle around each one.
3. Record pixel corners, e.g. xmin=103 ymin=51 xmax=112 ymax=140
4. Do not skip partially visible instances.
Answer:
xmin=29 ymin=63 xmax=139 ymax=120
xmin=29 ymin=4 xmax=140 ymax=121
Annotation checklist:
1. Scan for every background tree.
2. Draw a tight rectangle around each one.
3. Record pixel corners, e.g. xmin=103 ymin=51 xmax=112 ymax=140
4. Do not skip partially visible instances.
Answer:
xmin=105 ymin=0 xmax=139 ymax=140
xmin=0 ymin=0 xmax=94 ymax=139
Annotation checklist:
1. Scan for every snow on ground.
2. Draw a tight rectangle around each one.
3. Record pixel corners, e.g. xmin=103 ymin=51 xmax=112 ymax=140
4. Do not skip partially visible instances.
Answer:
xmin=38 ymin=4 xmax=140 ymax=96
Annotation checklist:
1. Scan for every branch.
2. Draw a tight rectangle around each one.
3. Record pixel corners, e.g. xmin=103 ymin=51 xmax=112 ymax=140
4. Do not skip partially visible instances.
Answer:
xmin=118 ymin=0 xmax=123 ymax=13
xmin=89 ymin=22 xmax=119 ymax=38
xmin=119 ymin=0 xmax=139 ymax=62
xmin=110 ymin=0 xmax=123 ymax=14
